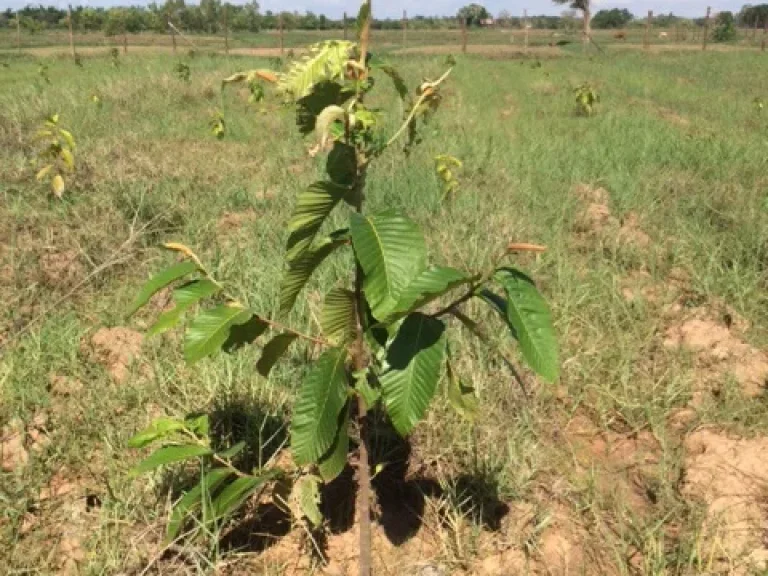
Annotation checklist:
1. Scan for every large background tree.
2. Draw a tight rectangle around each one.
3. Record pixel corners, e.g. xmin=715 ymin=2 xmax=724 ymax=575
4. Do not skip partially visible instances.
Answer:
xmin=591 ymin=8 xmax=633 ymax=29
xmin=738 ymin=3 xmax=768 ymax=27
xmin=457 ymin=3 xmax=491 ymax=26
xmin=553 ymin=0 xmax=591 ymax=45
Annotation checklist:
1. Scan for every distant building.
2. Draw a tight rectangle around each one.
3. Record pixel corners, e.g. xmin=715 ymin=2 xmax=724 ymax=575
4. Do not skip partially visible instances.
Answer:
xmin=480 ymin=18 xmax=495 ymax=27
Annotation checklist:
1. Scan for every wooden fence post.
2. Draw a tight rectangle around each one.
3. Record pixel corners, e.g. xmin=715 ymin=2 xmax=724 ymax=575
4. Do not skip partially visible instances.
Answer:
xmin=170 ymin=22 xmax=176 ymax=53
xmin=279 ymin=13 xmax=284 ymax=56
xmin=343 ymin=11 xmax=347 ymax=39
xmin=123 ymin=31 xmax=128 ymax=54
xmin=702 ymin=6 xmax=711 ymax=51
xmin=67 ymin=4 xmax=76 ymax=62
xmin=16 ymin=11 xmax=21 ymax=54
xmin=524 ymin=9 xmax=529 ymax=54
xmin=644 ymin=10 xmax=652 ymax=49
xmin=460 ymin=17 xmax=467 ymax=53
xmin=402 ymin=10 xmax=407 ymax=46
xmin=753 ymin=17 xmax=759 ymax=42
xmin=223 ymin=3 xmax=229 ymax=55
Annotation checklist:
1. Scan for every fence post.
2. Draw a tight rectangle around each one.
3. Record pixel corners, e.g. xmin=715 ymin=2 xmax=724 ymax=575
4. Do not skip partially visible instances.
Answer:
xmin=343 ymin=11 xmax=347 ymax=40
xmin=754 ymin=17 xmax=759 ymax=42
xmin=524 ymin=9 xmax=529 ymax=54
xmin=170 ymin=22 xmax=176 ymax=53
xmin=644 ymin=10 xmax=652 ymax=49
xmin=402 ymin=10 xmax=407 ymax=46
xmin=702 ymin=6 xmax=711 ymax=51
xmin=123 ymin=31 xmax=128 ymax=54
xmin=460 ymin=17 xmax=467 ymax=53
xmin=223 ymin=2 xmax=229 ymax=55
xmin=16 ymin=11 xmax=21 ymax=54
xmin=279 ymin=13 xmax=284 ymax=56
xmin=67 ymin=4 xmax=76 ymax=62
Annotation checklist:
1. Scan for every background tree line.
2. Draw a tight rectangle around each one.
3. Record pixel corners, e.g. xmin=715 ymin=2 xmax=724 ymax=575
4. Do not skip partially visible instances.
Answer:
xmin=2 ymin=2 xmax=766 ymax=36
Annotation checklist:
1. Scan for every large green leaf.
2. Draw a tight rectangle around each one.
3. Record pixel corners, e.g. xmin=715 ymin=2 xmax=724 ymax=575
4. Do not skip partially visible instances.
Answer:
xmin=380 ymin=313 xmax=446 ymax=436
xmin=183 ymin=304 xmax=253 ymax=364
xmin=388 ymin=266 xmax=472 ymax=320
xmin=286 ymin=181 xmax=349 ymax=262
xmin=446 ymin=357 xmax=478 ymax=422
xmin=291 ymin=348 xmax=349 ymax=465
xmin=212 ymin=473 xmax=273 ymax=519
xmin=349 ymin=211 xmax=426 ymax=320
xmin=131 ymin=444 xmax=212 ymax=475
xmin=223 ymin=315 xmax=268 ymax=352
xmin=127 ymin=261 xmax=198 ymax=317
xmin=320 ymin=287 xmax=356 ymax=344
xmin=317 ymin=402 xmax=349 ymax=482
xmin=148 ymin=278 xmax=221 ymax=337
xmin=256 ymin=333 xmax=299 ymax=377
xmin=327 ymin=142 xmax=357 ymax=187
xmin=279 ymin=232 xmax=348 ymax=315
xmin=493 ymin=268 xmax=559 ymax=383
xmin=128 ymin=417 xmax=186 ymax=449
xmin=166 ymin=467 xmax=232 ymax=541
xmin=293 ymin=475 xmax=323 ymax=526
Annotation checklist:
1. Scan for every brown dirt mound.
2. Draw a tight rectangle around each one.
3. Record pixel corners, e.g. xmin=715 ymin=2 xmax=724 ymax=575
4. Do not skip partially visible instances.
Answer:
xmin=664 ymin=308 xmax=768 ymax=403
xmin=1 ymin=412 xmax=50 ymax=472
xmin=89 ymin=327 xmax=143 ymax=383
xmin=683 ymin=429 xmax=768 ymax=573
xmin=572 ymin=185 xmax=651 ymax=249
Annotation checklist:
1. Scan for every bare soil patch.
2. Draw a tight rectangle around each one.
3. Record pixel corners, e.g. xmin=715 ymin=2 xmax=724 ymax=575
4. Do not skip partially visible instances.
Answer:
xmin=88 ymin=327 xmax=143 ymax=383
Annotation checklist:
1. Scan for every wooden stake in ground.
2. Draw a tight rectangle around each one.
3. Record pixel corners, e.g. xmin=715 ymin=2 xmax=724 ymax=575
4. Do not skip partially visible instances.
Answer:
xmin=16 ymin=11 xmax=21 ymax=54
xmin=279 ymin=13 xmax=284 ymax=57
xmin=524 ymin=9 xmax=529 ymax=54
xmin=702 ymin=6 xmax=711 ymax=51
xmin=754 ymin=17 xmax=759 ymax=41
xmin=402 ymin=10 xmax=407 ymax=46
xmin=644 ymin=10 xmax=652 ymax=50
xmin=123 ymin=31 xmax=128 ymax=54
xmin=343 ymin=11 xmax=347 ymax=39
xmin=460 ymin=17 xmax=468 ymax=53
xmin=169 ymin=22 xmax=176 ymax=53
xmin=223 ymin=3 xmax=229 ymax=55
xmin=67 ymin=4 xmax=76 ymax=62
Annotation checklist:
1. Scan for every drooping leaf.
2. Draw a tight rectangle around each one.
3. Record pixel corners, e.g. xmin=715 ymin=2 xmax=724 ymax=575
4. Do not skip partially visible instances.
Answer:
xmin=131 ymin=444 xmax=212 ymax=475
xmin=291 ymin=347 xmax=348 ymax=465
xmin=380 ymin=313 xmax=446 ymax=436
xmin=60 ymin=148 xmax=75 ymax=170
xmin=212 ymin=473 xmax=273 ymax=519
xmin=476 ymin=288 xmax=517 ymax=339
xmin=326 ymin=142 xmax=357 ymax=187
xmin=320 ymin=288 xmax=356 ymax=345
xmin=349 ymin=211 xmax=426 ymax=320
xmin=493 ymin=268 xmax=559 ymax=383
xmin=286 ymin=181 xmax=349 ymax=262
xmin=222 ymin=314 xmax=268 ymax=352
xmin=315 ymin=105 xmax=345 ymax=146
xmin=388 ymin=266 xmax=472 ymax=320
xmin=166 ymin=467 xmax=233 ymax=541
xmin=356 ymin=1 xmax=371 ymax=40
xmin=128 ymin=417 xmax=186 ymax=449
xmin=147 ymin=278 xmax=221 ymax=337
xmin=35 ymin=164 xmax=53 ymax=181
xmin=257 ymin=333 xmax=299 ymax=377
xmin=59 ymin=129 xmax=76 ymax=150
xmin=317 ymin=402 xmax=349 ymax=482
xmin=51 ymin=174 xmax=65 ymax=198
xmin=295 ymin=81 xmax=354 ymax=135
xmin=216 ymin=441 xmax=246 ymax=460
xmin=184 ymin=414 xmax=209 ymax=437
xmin=292 ymin=475 xmax=323 ymax=526
xmin=128 ymin=261 xmax=199 ymax=318
xmin=183 ymin=304 xmax=253 ymax=364
xmin=279 ymin=232 xmax=348 ymax=315
xmin=445 ymin=357 xmax=478 ymax=421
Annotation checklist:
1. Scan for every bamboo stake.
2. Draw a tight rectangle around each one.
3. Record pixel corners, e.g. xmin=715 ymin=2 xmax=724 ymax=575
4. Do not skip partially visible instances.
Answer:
xmin=702 ymin=6 xmax=711 ymax=51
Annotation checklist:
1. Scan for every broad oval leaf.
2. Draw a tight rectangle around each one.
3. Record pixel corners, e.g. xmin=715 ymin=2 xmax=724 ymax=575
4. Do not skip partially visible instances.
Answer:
xmin=292 ymin=475 xmax=323 ymax=526
xmin=147 ymin=278 xmax=221 ymax=337
xmin=51 ymin=174 xmax=65 ymax=198
xmin=350 ymin=211 xmax=426 ymax=320
xmin=380 ymin=313 xmax=446 ymax=436
xmin=128 ymin=261 xmax=199 ymax=318
xmin=291 ymin=347 xmax=349 ymax=465
xmin=286 ymin=181 xmax=349 ymax=262
xmin=131 ymin=444 xmax=212 ymax=476
xmin=183 ymin=304 xmax=253 ymax=364
xmin=388 ymin=266 xmax=472 ymax=321
xmin=493 ymin=268 xmax=559 ymax=383
xmin=320 ymin=287 xmax=356 ymax=345
xmin=317 ymin=402 xmax=350 ymax=482
xmin=166 ymin=467 xmax=232 ymax=541
xmin=223 ymin=315 xmax=268 ymax=353
xmin=257 ymin=333 xmax=299 ymax=377
xmin=279 ymin=232 xmax=348 ymax=315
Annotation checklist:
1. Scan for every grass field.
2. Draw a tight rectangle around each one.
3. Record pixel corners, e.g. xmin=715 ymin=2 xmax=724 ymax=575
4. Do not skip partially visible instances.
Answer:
xmin=2 ymin=37 xmax=768 ymax=576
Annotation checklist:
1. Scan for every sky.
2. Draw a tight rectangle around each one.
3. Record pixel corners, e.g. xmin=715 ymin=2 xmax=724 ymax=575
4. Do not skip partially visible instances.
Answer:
xmin=1 ymin=0 xmax=749 ymax=19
